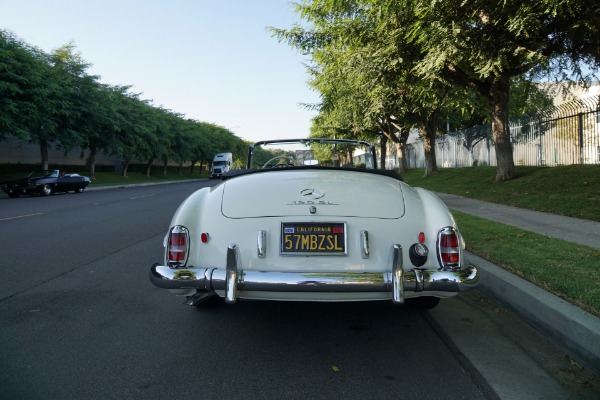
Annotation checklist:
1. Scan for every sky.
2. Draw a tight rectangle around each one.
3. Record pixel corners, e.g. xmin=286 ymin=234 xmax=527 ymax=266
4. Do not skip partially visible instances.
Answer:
xmin=0 ymin=0 xmax=320 ymax=143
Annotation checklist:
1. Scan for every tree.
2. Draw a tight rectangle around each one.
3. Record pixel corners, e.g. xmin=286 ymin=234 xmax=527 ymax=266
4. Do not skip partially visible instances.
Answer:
xmin=408 ymin=0 xmax=600 ymax=180
xmin=0 ymin=31 xmax=71 ymax=170
xmin=112 ymin=92 xmax=153 ymax=177
xmin=273 ymin=0 xmax=459 ymax=175
xmin=79 ymin=85 xmax=129 ymax=179
xmin=0 ymin=30 xmax=45 ymax=141
xmin=142 ymin=105 xmax=171 ymax=177
xmin=275 ymin=0 xmax=598 ymax=180
xmin=1 ymin=32 xmax=246 ymax=174
xmin=23 ymin=43 xmax=92 ymax=170
xmin=166 ymin=114 xmax=192 ymax=175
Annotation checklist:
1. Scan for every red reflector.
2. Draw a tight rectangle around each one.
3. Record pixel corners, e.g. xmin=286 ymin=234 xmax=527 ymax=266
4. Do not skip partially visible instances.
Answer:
xmin=201 ymin=232 xmax=209 ymax=243
xmin=418 ymin=232 xmax=425 ymax=243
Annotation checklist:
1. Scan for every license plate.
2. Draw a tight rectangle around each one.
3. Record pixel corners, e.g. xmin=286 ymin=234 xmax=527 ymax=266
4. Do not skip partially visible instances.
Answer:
xmin=280 ymin=222 xmax=347 ymax=255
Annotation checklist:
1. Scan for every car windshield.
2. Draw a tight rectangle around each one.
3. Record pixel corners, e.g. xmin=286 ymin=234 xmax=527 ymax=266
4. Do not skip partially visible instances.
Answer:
xmin=28 ymin=170 xmax=53 ymax=178
xmin=213 ymin=161 xmax=228 ymax=166
xmin=248 ymin=138 xmax=377 ymax=170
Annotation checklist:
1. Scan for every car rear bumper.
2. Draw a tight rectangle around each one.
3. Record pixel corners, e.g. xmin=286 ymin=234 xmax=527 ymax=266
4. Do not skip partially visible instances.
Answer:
xmin=150 ymin=244 xmax=479 ymax=304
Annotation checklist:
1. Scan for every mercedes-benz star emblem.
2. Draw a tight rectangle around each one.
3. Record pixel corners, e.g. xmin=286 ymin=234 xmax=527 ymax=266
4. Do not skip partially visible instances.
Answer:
xmin=300 ymin=188 xmax=325 ymax=200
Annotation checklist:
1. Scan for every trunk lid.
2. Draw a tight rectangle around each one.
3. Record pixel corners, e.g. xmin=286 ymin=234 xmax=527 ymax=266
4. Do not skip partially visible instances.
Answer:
xmin=221 ymin=170 xmax=405 ymax=219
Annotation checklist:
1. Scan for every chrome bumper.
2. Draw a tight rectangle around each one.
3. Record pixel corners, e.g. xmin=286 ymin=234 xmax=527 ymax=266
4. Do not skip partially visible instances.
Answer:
xmin=150 ymin=244 xmax=479 ymax=304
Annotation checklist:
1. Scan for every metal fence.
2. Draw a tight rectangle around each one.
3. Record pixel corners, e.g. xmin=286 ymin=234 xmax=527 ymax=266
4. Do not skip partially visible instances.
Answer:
xmin=403 ymin=94 xmax=600 ymax=169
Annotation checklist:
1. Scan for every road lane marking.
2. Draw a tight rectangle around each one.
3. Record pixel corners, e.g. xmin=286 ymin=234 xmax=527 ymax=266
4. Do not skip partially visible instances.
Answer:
xmin=129 ymin=194 xmax=155 ymax=200
xmin=0 ymin=213 xmax=44 ymax=221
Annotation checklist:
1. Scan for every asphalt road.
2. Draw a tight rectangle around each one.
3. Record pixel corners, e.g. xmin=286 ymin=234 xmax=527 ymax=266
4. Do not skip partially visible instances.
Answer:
xmin=0 ymin=181 xmax=594 ymax=399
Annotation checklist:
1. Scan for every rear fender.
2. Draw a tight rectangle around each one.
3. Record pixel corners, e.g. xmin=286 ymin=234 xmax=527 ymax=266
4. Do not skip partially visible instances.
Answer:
xmin=413 ymin=187 xmax=465 ymax=268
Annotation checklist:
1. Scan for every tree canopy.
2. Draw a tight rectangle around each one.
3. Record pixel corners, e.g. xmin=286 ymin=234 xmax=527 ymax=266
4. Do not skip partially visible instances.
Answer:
xmin=273 ymin=0 xmax=599 ymax=180
xmin=0 ymin=30 xmax=245 ymax=178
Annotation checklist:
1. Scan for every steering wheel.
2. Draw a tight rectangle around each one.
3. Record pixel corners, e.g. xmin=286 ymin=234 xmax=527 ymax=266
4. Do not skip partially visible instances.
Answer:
xmin=262 ymin=156 xmax=298 ymax=169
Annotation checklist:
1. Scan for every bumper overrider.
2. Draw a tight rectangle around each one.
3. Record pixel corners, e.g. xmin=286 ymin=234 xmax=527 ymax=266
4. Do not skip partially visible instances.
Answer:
xmin=150 ymin=244 xmax=479 ymax=304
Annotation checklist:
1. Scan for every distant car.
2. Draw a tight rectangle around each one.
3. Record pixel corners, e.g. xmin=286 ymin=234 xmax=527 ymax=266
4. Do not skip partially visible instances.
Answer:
xmin=1 ymin=169 xmax=91 ymax=197
xmin=150 ymin=138 xmax=479 ymax=309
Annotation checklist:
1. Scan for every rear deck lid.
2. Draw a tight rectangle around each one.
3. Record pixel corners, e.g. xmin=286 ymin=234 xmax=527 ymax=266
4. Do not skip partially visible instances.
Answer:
xmin=221 ymin=169 xmax=405 ymax=219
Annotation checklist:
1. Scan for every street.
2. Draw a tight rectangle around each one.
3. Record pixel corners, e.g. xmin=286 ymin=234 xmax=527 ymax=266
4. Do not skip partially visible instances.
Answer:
xmin=0 ymin=181 xmax=594 ymax=399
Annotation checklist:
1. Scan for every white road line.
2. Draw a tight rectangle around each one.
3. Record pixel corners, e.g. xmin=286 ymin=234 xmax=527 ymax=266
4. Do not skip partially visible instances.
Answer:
xmin=129 ymin=194 xmax=155 ymax=200
xmin=0 ymin=212 xmax=44 ymax=221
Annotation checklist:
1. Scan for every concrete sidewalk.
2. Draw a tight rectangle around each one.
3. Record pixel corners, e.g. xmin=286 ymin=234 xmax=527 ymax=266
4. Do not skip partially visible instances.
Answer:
xmin=435 ymin=192 xmax=600 ymax=250
xmin=435 ymin=192 xmax=600 ymax=377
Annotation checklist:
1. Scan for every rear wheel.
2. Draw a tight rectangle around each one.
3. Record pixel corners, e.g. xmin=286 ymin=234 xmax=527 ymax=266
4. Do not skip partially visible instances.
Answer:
xmin=75 ymin=187 xmax=85 ymax=193
xmin=405 ymin=296 xmax=440 ymax=310
xmin=8 ymin=192 xmax=19 ymax=198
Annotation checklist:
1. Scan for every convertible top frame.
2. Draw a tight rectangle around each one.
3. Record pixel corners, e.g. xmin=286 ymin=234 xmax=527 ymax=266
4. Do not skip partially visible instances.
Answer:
xmin=246 ymin=138 xmax=378 ymax=170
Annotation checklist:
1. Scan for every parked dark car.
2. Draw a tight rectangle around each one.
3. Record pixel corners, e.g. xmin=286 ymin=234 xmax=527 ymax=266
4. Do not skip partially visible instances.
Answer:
xmin=0 ymin=170 xmax=91 ymax=197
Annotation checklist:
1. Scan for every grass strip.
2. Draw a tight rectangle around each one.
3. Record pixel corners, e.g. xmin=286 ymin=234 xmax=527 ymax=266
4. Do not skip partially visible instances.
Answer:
xmin=89 ymin=171 xmax=207 ymax=187
xmin=403 ymin=165 xmax=600 ymax=221
xmin=452 ymin=210 xmax=600 ymax=317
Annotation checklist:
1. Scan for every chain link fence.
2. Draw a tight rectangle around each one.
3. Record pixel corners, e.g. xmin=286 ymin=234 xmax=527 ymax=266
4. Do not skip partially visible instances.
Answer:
xmin=403 ymin=94 xmax=600 ymax=169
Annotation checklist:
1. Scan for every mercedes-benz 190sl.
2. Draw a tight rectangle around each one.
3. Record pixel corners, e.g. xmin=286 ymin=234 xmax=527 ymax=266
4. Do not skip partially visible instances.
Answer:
xmin=150 ymin=138 xmax=478 ymax=309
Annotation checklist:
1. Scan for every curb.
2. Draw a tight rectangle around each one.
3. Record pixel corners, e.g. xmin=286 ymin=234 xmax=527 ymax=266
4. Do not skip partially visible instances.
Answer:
xmin=468 ymin=252 xmax=600 ymax=376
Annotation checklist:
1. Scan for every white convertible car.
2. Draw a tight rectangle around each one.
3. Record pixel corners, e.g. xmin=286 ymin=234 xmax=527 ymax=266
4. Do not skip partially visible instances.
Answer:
xmin=150 ymin=138 xmax=478 ymax=309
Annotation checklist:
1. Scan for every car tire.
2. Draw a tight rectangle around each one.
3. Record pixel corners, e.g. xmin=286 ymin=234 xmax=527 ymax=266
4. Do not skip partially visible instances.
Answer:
xmin=8 ymin=192 xmax=19 ymax=198
xmin=41 ymin=184 xmax=53 ymax=196
xmin=75 ymin=187 xmax=85 ymax=193
xmin=405 ymin=296 xmax=440 ymax=310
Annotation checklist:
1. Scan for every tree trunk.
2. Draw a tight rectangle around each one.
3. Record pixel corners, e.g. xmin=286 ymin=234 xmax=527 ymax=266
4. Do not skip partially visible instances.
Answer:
xmin=122 ymin=160 xmax=131 ymax=178
xmin=379 ymin=135 xmax=388 ymax=169
xmin=162 ymin=159 xmax=168 ymax=176
xmin=145 ymin=157 xmax=155 ymax=177
xmin=489 ymin=77 xmax=515 ymax=181
xmin=190 ymin=160 xmax=196 ymax=175
xmin=421 ymin=129 xmax=437 ymax=176
xmin=87 ymin=143 xmax=97 ymax=180
xmin=395 ymin=128 xmax=410 ymax=173
xmin=379 ymin=116 xmax=410 ymax=172
xmin=393 ymin=141 xmax=406 ymax=173
xmin=40 ymin=138 xmax=49 ymax=171
xmin=346 ymin=150 xmax=354 ymax=166
xmin=420 ymin=113 xmax=439 ymax=177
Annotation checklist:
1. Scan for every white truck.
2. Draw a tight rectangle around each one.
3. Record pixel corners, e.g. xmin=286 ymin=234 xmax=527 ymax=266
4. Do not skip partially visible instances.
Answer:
xmin=210 ymin=153 xmax=233 ymax=178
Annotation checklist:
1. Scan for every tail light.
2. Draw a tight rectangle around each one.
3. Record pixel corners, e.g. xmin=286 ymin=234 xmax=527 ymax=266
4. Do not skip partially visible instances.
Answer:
xmin=437 ymin=227 xmax=461 ymax=270
xmin=167 ymin=225 xmax=189 ymax=267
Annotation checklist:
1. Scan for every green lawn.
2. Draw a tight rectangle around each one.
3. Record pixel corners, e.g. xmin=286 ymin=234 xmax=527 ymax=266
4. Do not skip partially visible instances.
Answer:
xmin=453 ymin=211 xmax=600 ymax=316
xmin=89 ymin=171 xmax=207 ymax=186
xmin=403 ymin=165 xmax=600 ymax=221
xmin=403 ymin=165 xmax=600 ymax=316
